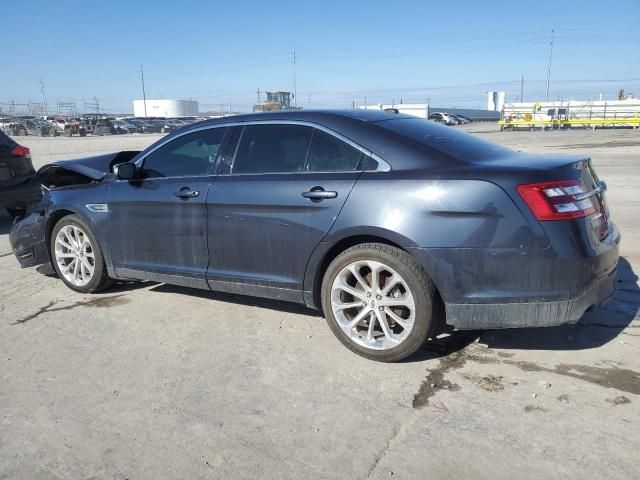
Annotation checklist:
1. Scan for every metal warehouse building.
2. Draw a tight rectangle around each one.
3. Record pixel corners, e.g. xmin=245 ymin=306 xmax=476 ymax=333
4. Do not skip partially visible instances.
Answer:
xmin=133 ymin=99 xmax=199 ymax=118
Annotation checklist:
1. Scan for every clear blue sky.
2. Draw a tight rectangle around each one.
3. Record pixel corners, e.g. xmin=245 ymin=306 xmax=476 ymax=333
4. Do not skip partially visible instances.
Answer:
xmin=2 ymin=0 xmax=639 ymax=113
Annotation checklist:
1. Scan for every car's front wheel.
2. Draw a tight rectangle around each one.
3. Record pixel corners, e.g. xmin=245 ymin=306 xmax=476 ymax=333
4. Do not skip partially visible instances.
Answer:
xmin=50 ymin=215 xmax=112 ymax=293
xmin=322 ymin=243 xmax=439 ymax=362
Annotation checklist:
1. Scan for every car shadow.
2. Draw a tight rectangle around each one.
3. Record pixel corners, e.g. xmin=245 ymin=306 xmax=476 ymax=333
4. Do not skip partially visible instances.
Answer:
xmin=149 ymin=283 xmax=323 ymax=317
xmin=59 ymin=256 xmax=635 ymax=362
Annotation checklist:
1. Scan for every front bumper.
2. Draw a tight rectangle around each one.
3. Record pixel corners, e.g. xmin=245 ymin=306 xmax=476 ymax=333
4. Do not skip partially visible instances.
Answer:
xmin=0 ymin=175 xmax=42 ymax=210
xmin=10 ymin=211 xmax=50 ymax=268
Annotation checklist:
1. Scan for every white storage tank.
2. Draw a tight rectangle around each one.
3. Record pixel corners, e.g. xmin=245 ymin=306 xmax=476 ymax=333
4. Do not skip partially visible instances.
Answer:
xmin=133 ymin=99 xmax=198 ymax=118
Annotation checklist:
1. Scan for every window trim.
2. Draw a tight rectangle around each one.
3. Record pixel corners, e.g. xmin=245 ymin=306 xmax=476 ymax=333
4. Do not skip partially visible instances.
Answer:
xmin=132 ymin=120 xmax=390 ymax=179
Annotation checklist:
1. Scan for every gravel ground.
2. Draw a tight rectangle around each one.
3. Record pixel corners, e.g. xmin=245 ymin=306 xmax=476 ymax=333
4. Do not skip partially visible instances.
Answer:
xmin=1 ymin=126 xmax=638 ymax=479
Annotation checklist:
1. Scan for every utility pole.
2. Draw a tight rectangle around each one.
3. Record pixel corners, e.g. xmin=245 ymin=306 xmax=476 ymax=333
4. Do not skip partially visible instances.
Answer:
xmin=140 ymin=64 xmax=148 ymax=117
xmin=520 ymin=74 xmax=524 ymax=103
xmin=39 ymin=76 xmax=47 ymax=114
xmin=308 ymin=93 xmax=311 ymax=109
xmin=545 ymin=29 xmax=554 ymax=101
xmin=292 ymin=47 xmax=297 ymax=108
xmin=256 ymin=88 xmax=261 ymax=104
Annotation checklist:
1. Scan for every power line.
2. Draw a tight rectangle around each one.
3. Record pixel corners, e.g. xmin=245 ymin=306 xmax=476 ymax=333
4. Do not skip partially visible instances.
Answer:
xmin=292 ymin=47 xmax=297 ymax=108
xmin=140 ymin=65 xmax=147 ymax=118
xmin=545 ymin=29 xmax=555 ymax=101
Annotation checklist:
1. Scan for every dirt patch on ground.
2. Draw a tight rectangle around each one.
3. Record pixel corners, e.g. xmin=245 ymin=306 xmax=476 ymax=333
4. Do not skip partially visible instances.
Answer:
xmin=463 ymin=374 xmax=505 ymax=392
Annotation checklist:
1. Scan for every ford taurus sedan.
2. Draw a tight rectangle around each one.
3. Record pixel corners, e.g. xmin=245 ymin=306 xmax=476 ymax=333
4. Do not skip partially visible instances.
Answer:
xmin=10 ymin=110 xmax=620 ymax=362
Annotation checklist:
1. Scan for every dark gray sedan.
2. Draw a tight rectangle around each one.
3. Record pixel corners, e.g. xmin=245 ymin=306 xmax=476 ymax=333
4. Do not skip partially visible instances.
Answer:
xmin=10 ymin=110 xmax=619 ymax=361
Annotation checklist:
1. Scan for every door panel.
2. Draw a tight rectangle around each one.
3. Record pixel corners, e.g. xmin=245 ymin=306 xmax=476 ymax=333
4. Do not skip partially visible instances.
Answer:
xmin=206 ymin=172 xmax=359 ymax=292
xmin=107 ymin=126 xmax=228 ymax=283
xmin=109 ymin=176 xmax=211 ymax=280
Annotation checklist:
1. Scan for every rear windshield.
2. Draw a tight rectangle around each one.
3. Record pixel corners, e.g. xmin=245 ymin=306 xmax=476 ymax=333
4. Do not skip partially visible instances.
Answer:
xmin=375 ymin=118 xmax=510 ymax=161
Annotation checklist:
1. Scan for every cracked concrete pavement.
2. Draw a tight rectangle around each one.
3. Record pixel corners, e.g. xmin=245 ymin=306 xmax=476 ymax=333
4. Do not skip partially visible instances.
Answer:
xmin=1 ymin=128 xmax=639 ymax=479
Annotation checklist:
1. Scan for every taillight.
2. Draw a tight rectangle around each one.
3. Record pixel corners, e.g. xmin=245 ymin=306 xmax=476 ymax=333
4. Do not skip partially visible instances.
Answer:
xmin=11 ymin=145 xmax=31 ymax=157
xmin=517 ymin=180 xmax=598 ymax=221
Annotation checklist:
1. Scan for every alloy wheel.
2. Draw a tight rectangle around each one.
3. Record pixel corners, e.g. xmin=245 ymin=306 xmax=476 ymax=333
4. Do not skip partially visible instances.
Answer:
xmin=330 ymin=260 xmax=416 ymax=350
xmin=54 ymin=225 xmax=96 ymax=287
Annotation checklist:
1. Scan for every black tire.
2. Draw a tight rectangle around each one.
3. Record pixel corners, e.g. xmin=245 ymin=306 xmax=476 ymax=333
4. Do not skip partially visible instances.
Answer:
xmin=48 ymin=128 xmax=57 ymax=137
xmin=6 ymin=207 xmax=26 ymax=219
xmin=64 ymin=129 xmax=72 ymax=137
xmin=79 ymin=129 xmax=87 ymax=137
xmin=321 ymin=243 xmax=439 ymax=362
xmin=50 ymin=214 xmax=113 ymax=293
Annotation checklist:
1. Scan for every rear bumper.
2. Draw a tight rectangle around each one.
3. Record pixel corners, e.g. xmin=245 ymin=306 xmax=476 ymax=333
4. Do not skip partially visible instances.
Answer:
xmin=409 ymin=222 xmax=621 ymax=329
xmin=445 ymin=265 xmax=617 ymax=329
xmin=0 ymin=175 xmax=42 ymax=209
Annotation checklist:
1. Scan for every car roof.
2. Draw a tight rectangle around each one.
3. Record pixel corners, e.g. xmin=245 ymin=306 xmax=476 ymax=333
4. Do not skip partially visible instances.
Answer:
xmin=193 ymin=109 xmax=413 ymax=128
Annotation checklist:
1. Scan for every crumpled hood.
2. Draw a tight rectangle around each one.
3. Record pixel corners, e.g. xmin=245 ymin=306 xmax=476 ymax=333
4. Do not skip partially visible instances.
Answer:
xmin=37 ymin=151 xmax=139 ymax=188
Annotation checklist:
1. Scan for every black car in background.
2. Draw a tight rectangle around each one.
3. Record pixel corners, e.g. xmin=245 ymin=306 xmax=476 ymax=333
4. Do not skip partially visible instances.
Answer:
xmin=128 ymin=118 xmax=161 ymax=133
xmin=0 ymin=130 xmax=41 ymax=218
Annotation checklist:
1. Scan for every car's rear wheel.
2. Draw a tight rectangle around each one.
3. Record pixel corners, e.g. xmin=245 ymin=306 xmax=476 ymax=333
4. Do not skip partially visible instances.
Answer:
xmin=51 ymin=215 xmax=112 ymax=293
xmin=321 ymin=243 xmax=438 ymax=362
xmin=48 ymin=128 xmax=57 ymax=137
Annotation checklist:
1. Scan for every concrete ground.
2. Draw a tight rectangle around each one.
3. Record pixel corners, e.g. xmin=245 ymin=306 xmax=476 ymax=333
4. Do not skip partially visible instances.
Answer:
xmin=1 ymin=127 xmax=638 ymax=479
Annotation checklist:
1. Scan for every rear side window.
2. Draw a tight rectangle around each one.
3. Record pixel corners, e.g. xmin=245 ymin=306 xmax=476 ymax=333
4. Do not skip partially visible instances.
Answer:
xmin=232 ymin=124 xmax=312 ymax=174
xmin=306 ymin=130 xmax=362 ymax=171
xmin=376 ymin=118 xmax=509 ymax=162
xmin=143 ymin=127 xmax=226 ymax=178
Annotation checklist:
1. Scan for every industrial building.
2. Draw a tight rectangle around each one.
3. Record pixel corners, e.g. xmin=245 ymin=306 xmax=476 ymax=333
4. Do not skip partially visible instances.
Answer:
xmin=133 ymin=99 xmax=199 ymax=118
xmin=486 ymin=91 xmax=506 ymax=112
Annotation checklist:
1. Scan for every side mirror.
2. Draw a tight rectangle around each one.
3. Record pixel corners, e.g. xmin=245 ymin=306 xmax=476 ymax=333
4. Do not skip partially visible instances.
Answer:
xmin=114 ymin=162 xmax=137 ymax=180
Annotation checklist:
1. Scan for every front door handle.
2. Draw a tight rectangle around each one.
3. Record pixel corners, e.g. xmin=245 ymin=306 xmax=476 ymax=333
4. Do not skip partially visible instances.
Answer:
xmin=174 ymin=187 xmax=200 ymax=199
xmin=302 ymin=187 xmax=338 ymax=202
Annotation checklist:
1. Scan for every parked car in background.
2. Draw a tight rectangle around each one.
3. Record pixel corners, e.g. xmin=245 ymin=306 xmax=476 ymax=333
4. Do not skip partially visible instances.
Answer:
xmin=453 ymin=114 xmax=473 ymax=124
xmin=428 ymin=112 xmax=456 ymax=125
xmin=51 ymin=118 xmax=87 ymax=137
xmin=145 ymin=119 xmax=174 ymax=133
xmin=10 ymin=110 xmax=619 ymax=362
xmin=11 ymin=119 xmax=57 ymax=137
xmin=112 ymin=120 xmax=139 ymax=134
xmin=128 ymin=118 xmax=161 ymax=133
xmin=92 ymin=119 xmax=118 ymax=136
xmin=0 ymin=130 xmax=41 ymax=218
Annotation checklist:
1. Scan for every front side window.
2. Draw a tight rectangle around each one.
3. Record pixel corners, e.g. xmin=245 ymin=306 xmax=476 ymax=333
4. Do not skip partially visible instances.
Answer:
xmin=143 ymin=127 xmax=227 ymax=178
xmin=306 ymin=130 xmax=362 ymax=171
xmin=232 ymin=124 xmax=312 ymax=174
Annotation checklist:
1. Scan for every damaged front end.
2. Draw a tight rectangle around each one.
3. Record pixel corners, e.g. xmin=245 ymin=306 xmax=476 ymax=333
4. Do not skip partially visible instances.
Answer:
xmin=37 ymin=150 xmax=140 ymax=189
xmin=10 ymin=150 xmax=140 ymax=268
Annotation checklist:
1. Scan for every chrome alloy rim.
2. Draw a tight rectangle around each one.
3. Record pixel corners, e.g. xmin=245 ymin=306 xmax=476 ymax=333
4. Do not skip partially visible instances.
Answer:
xmin=54 ymin=225 xmax=95 ymax=287
xmin=331 ymin=260 xmax=416 ymax=350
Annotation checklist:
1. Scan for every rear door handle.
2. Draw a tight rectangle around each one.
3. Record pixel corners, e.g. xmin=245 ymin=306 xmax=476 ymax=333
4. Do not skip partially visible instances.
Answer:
xmin=174 ymin=187 xmax=200 ymax=199
xmin=302 ymin=187 xmax=338 ymax=201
